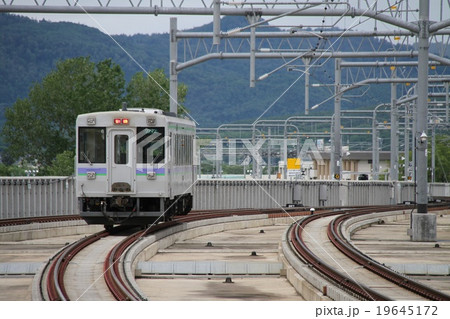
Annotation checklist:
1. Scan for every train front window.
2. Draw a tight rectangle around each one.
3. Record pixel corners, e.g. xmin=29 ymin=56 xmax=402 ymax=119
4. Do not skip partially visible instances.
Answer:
xmin=136 ymin=127 xmax=165 ymax=164
xmin=78 ymin=127 xmax=106 ymax=164
xmin=114 ymin=135 xmax=129 ymax=165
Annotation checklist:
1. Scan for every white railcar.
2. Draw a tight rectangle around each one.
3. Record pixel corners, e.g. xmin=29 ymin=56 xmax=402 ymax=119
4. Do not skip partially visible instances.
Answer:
xmin=76 ymin=108 xmax=196 ymax=229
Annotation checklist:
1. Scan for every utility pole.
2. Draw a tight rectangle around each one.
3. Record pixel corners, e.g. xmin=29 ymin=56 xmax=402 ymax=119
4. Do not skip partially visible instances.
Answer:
xmin=304 ymin=58 xmax=311 ymax=115
xmin=170 ymin=17 xmax=178 ymax=115
xmin=372 ymin=118 xmax=379 ymax=180
xmin=411 ymin=0 xmax=436 ymax=242
xmin=213 ymin=0 xmax=221 ymax=46
xmin=404 ymin=102 xmax=411 ymax=182
xmin=431 ymin=124 xmax=436 ymax=183
xmin=332 ymin=58 xmax=342 ymax=180
xmin=248 ymin=12 xmax=260 ymax=88
xmin=390 ymin=68 xmax=399 ymax=181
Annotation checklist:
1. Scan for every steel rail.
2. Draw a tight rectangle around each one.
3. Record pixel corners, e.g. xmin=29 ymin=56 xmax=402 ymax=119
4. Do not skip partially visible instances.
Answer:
xmin=41 ymin=209 xmax=285 ymax=301
xmin=328 ymin=210 xmax=450 ymax=301
xmin=45 ymin=225 xmax=140 ymax=300
xmin=103 ymin=210 xmax=268 ymax=300
xmin=102 ymin=207 xmax=316 ymax=300
xmin=0 ymin=215 xmax=82 ymax=227
xmin=289 ymin=207 xmax=390 ymax=301
xmin=43 ymin=205 xmax=444 ymax=301
xmin=102 ymin=205 xmax=383 ymax=300
xmin=104 ymin=229 xmax=146 ymax=301
xmin=46 ymin=230 xmax=110 ymax=300
xmin=288 ymin=204 xmax=450 ymax=301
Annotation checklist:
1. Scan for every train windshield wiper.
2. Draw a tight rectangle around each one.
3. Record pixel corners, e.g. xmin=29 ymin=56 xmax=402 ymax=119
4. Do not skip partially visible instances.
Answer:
xmin=81 ymin=152 xmax=93 ymax=166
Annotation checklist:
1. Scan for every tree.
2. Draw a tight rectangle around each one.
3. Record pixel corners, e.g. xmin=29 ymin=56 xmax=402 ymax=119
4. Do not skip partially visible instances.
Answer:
xmin=0 ymin=163 xmax=26 ymax=176
xmin=430 ymin=134 xmax=450 ymax=183
xmin=1 ymin=57 xmax=125 ymax=167
xmin=125 ymin=69 xmax=188 ymax=114
xmin=45 ymin=150 xmax=75 ymax=176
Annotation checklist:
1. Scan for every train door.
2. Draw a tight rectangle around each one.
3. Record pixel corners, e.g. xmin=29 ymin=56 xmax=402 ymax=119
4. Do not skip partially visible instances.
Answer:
xmin=108 ymin=129 xmax=135 ymax=193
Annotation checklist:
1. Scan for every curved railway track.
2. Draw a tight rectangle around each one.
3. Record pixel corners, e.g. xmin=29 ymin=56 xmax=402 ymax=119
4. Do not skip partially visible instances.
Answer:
xmin=289 ymin=205 xmax=450 ymax=301
xmin=39 ymin=208 xmax=312 ymax=300
xmin=102 ymin=208 xmax=319 ymax=300
xmin=45 ymin=229 xmax=110 ymax=300
xmin=30 ymin=205 xmax=450 ymax=301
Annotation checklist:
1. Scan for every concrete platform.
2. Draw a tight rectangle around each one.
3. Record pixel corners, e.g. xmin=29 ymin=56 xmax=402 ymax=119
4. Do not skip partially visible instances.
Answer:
xmin=351 ymin=211 xmax=450 ymax=296
xmin=135 ymin=224 xmax=305 ymax=301
xmin=138 ymin=277 xmax=300 ymax=301
xmin=0 ymin=277 xmax=33 ymax=301
xmin=0 ymin=225 xmax=103 ymax=301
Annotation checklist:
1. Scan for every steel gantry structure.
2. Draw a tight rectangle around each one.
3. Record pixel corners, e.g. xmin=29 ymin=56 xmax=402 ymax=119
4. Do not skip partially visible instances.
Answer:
xmin=2 ymin=1 xmax=450 ymax=241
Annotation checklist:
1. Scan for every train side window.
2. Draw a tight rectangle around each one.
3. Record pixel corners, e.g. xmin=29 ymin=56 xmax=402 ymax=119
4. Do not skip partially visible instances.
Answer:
xmin=179 ymin=135 xmax=182 ymax=165
xmin=184 ymin=135 xmax=188 ymax=165
xmin=136 ymin=127 xmax=165 ymax=164
xmin=78 ymin=127 xmax=106 ymax=164
xmin=175 ymin=134 xmax=179 ymax=165
xmin=188 ymin=136 xmax=193 ymax=164
xmin=172 ymin=133 xmax=194 ymax=166
xmin=114 ymin=135 xmax=129 ymax=165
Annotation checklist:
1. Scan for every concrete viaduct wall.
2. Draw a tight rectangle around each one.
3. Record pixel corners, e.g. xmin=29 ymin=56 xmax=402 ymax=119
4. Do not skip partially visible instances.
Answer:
xmin=1 ymin=177 xmax=448 ymax=219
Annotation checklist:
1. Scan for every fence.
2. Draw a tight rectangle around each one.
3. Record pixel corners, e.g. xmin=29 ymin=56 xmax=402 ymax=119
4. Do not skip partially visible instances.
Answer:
xmin=0 ymin=177 xmax=76 ymax=219
xmin=1 ymin=176 xmax=448 ymax=219
xmin=193 ymin=180 xmax=417 ymax=209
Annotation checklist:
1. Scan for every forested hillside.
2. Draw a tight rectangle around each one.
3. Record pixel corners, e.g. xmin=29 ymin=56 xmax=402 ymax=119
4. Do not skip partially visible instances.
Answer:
xmin=1 ymin=13 xmax=398 ymax=131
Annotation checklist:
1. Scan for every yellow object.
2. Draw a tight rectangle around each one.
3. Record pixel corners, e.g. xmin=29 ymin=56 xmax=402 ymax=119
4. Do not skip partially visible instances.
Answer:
xmin=287 ymin=158 xmax=301 ymax=170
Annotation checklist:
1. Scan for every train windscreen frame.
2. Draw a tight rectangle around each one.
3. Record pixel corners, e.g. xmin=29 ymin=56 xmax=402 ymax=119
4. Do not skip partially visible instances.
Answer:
xmin=78 ymin=127 xmax=106 ymax=164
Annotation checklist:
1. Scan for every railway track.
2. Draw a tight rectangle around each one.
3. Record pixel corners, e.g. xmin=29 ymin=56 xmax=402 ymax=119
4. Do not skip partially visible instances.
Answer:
xmin=38 ymin=208 xmax=312 ymax=300
xmin=0 ymin=215 xmax=82 ymax=227
xmin=31 ymin=205 xmax=450 ymax=301
xmin=102 ymin=208 xmax=317 ymax=300
xmin=288 ymin=205 xmax=450 ymax=301
xmin=45 ymin=229 xmax=110 ymax=300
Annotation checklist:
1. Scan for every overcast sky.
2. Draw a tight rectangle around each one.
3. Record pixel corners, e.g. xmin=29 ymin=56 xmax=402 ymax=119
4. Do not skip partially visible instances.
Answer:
xmin=19 ymin=13 xmax=214 ymax=35
xmin=16 ymin=1 xmax=449 ymax=37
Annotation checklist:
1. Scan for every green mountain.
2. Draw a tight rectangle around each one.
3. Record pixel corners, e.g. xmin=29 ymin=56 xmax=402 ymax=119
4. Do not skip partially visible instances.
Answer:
xmin=0 ymin=13 xmax=405 ymax=131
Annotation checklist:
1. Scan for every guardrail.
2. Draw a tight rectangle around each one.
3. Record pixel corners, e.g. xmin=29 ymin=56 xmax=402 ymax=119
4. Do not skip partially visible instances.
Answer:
xmin=0 ymin=177 xmax=76 ymax=219
xmin=193 ymin=179 xmax=418 ymax=209
xmin=1 ymin=176 xmax=448 ymax=219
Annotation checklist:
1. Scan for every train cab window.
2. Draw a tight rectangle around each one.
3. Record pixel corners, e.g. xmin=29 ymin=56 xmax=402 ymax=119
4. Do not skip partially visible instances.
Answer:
xmin=78 ymin=127 xmax=106 ymax=164
xmin=114 ymin=135 xmax=129 ymax=165
xmin=136 ymin=127 xmax=165 ymax=164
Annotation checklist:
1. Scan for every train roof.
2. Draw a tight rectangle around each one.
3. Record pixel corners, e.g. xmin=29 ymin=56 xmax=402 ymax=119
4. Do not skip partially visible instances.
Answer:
xmin=76 ymin=108 xmax=195 ymax=126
